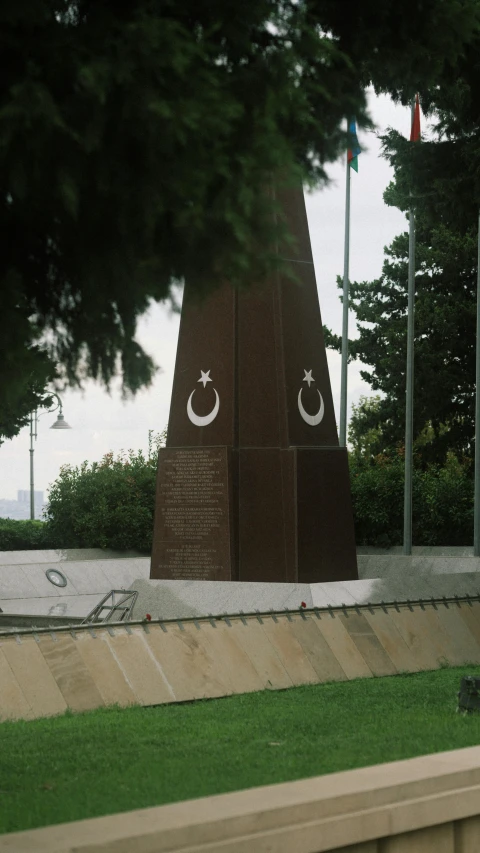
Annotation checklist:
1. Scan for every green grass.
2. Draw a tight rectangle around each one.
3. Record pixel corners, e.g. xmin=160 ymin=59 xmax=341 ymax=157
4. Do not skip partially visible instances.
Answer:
xmin=2 ymin=667 xmax=480 ymax=835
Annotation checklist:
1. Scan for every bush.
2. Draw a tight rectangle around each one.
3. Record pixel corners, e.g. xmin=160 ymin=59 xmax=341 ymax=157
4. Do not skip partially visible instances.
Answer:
xmin=44 ymin=449 xmax=158 ymax=552
xmin=0 ymin=518 xmax=55 ymax=551
xmin=414 ymin=453 xmax=473 ymax=546
xmin=3 ymin=437 xmax=473 ymax=553
xmin=350 ymin=451 xmax=474 ymax=547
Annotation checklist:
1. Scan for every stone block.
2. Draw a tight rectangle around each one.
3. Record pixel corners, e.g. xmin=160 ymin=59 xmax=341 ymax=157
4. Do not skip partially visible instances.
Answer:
xmin=1 ymin=636 xmax=67 ymax=718
xmin=142 ymin=622 xmax=228 ymax=701
xmin=74 ymin=632 xmax=137 ymax=708
xmin=386 ymin=609 xmax=445 ymax=671
xmin=456 ymin=815 xmax=480 ymax=852
xmin=432 ymin=607 xmax=480 ymax=666
xmin=0 ymin=648 xmax=32 ymax=721
xmin=381 ymin=823 xmax=454 ymax=852
xmin=337 ymin=612 xmax=397 ymax=676
xmin=288 ymin=615 xmax=348 ymax=682
xmin=314 ymin=616 xmax=373 ymax=680
xmin=103 ymin=628 xmax=175 ymax=705
xmin=458 ymin=602 xmax=480 ymax=645
xmin=38 ymin=633 xmax=104 ymax=712
xmin=362 ymin=610 xmax=419 ymax=674
xmin=260 ymin=617 xmax=319 ymax=686
xmin=227 ymin=619 xmax=293 ymax=690
xmin=188 ymin=621 xmax=265 ymax=696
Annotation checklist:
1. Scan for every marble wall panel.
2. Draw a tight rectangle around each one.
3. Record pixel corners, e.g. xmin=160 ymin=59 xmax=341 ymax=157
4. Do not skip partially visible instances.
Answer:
xmin=226 ymin=619 xmax=293 ymax=690
xmin=260 ymin=618 xmax=319 ymax=686
xmin=0 ymin=648 xmax=32 ymax=720
xmin=74 ymin=632 xmax=137 ymax=708
xmin=337 ymin=613 xmax=397 ymax=677
xmin=385 ymin=610 xmax=446 ymax=671
xmin=288 ymin=616 xmax=348 ymax=682
xmin=314 ymin=616 xmax=373 ymax=680
xmin=362 ymin=611 xmax=419 ymax=673
xmin=187 ymin=622 xmax=265 ymax=696
xmin=38 ymin=633 xmax=104 ymax=712
xmin=144 ymin=622 xmax=229 ymax=701
xmin=432 ymin=607 xmax=480 ymax=666
xmin=103 ymin=628 xmax=175 ymax=705
xmin=1 ymin=637 xmax=67 ymax=718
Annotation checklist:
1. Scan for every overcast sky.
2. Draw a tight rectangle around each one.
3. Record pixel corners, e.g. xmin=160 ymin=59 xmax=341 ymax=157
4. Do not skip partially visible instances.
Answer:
xmin=0 ymin=91 xmax=411 ymax=502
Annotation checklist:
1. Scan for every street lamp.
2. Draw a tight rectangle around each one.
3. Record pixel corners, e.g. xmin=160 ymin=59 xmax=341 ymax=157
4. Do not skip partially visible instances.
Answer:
xmin=29 ymin=393 xmax=72 ymax=520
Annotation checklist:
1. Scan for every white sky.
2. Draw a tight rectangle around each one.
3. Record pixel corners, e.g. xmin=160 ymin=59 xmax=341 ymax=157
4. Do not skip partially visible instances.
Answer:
xmin=0 ymin=92 xmax=410 ymax=501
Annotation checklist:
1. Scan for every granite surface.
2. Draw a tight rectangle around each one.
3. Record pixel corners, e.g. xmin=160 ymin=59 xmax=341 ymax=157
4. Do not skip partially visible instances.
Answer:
xmin=130 ymin=579 xmax=313 ymax=620
xmin=357 ymin=555 xmax=480 ymax=577
xmin=129 ymin=572 xmax=480 ymax=621
xmin=1 ymin=549 xmax=480 ymax=623
xmin=356 ymin=546 xmax=476 ymax=557
xmin=0 ymin=594 xmax=100 ymax=618
xmin=0 ymin=559 xmax=150 ymax=604
xmin=0 ymin=549 xmax=144 ymax=565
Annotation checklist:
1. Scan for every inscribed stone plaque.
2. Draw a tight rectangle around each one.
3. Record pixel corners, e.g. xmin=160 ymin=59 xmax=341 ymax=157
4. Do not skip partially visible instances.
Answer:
xmin=151 ymin=447 xmax=232 ymax=581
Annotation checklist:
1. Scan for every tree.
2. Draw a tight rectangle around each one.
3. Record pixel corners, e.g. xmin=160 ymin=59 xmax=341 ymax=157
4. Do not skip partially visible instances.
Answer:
xmin=325 ymin=219 xmax=478 ymax=464
xmin=349 ymin=449 xmax=474 ymax=546
xmin=348 ymin=396 xmax=385 ymax=462
xmin=324 ymin=29 xmax=480 ymax=464
xmin=2 ymin=0 xmax=479 ymax=441
xmin=0 ymin=344 xmax=55 ymax=444
xmin=44 ymin=430 xmax=166 ymax=551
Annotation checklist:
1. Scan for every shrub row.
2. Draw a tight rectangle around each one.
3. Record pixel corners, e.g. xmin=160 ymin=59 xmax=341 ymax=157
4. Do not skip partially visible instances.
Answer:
xmin=350 ymin=452 xmax=473 ymax=547
xmin=0 ymin=518 xmax=56 ymax=551
xmin=0 ymin=449 xmax=475 ymax=551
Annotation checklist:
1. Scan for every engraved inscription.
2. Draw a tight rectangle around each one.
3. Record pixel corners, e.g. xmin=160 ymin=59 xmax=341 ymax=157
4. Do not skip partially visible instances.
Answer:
xmin=153 ymin=448 xmax=231 ymax=580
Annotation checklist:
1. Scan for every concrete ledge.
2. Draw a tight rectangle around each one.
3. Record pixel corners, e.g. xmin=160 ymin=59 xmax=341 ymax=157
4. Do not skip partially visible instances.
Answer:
xmin=358 ymin=546 xmax=476 ymax=556
xmin=2 ymin=549 xmax=480 ymax=623
xmin=357 ymin=554 xmax=480 ymax=577
xmin=0 ymin=549 xmax=145 ymax=565
xmin=130 ymin=574 xmax=480 ymax=620
xmin=3 ymin=746 xmax=480 ymax=851
xmin=0 ymin=614 xmax=82 ymax=629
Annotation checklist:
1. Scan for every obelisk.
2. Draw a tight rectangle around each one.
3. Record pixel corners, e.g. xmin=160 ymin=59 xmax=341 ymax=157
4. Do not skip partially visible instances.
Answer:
xmin=151 ymin=182 xmax=358 ymax=583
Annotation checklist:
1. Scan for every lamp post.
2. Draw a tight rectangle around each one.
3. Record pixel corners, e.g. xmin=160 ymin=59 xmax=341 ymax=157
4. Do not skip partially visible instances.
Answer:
xmin=29 ymin=393 xmax=72 ymax=520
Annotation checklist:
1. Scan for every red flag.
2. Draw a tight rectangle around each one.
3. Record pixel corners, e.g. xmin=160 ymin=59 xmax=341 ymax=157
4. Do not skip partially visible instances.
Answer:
xmin=410 ymin=94 xmax=421 ymax=142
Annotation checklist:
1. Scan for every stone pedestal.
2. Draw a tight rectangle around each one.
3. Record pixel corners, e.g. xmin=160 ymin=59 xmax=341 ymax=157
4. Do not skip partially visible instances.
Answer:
xmin=151 ymin=182 xmax=358 ymax=583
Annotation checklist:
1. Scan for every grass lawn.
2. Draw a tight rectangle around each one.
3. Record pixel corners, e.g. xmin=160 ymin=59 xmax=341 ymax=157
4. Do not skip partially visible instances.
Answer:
xmin=2 ymin=666 xmax=480 ymax=835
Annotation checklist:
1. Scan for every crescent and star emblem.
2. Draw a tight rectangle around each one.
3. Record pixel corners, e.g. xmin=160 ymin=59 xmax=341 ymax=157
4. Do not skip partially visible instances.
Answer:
xmin=187 ymin=370 xmax=220 ymax=427
xmin=297 ymin=369 xmax=325 ymax=426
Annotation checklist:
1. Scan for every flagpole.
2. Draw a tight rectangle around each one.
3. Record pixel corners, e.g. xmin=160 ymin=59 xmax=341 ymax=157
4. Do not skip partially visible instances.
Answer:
xmin=474 ymin=209 xmax=480 ymax=555
xmin=403 ymin=98 xmax=416 ymax=556
xmin=339 ymin=149 xmax=351 ymax=447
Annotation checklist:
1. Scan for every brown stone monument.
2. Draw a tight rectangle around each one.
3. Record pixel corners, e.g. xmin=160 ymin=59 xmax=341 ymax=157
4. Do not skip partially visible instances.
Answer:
xmin=151 ymin=182 xmax=358 ymax=584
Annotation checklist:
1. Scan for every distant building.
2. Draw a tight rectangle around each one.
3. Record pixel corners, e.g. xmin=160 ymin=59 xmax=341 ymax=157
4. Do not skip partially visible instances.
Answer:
xmin=0 ymin=491 xmax=46 ymax=521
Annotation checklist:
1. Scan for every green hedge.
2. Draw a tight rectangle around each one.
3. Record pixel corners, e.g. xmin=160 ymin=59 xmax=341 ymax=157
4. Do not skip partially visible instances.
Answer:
xmin=1 ymin=449 xmax=475 ymax=551
xmin=350 ymin=452 xmax=473 ymax=547
xmin=43 ymin=450 xmax=157 ymax=552
xmin=0 ymin=518 xmax=56 ymax=551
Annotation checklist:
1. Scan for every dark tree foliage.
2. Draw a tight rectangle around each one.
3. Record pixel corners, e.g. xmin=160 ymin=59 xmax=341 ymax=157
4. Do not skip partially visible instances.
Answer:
xmin=381 ymin=17 xmax=480 ymax=231
xmin=325 ymin=220 xmax=478 ymax=463
xmin=1 ymin=0 xmax=479 ymax=441
xmin=324 ymin=7 xmax=480 ymax=465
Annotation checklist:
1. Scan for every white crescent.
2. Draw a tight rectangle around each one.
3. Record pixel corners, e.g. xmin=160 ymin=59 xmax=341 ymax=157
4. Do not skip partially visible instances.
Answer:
xmin=298 ymin=388 xmax=324 ymax=426
xmin=187 ymin=388 xmax=220 ymax=427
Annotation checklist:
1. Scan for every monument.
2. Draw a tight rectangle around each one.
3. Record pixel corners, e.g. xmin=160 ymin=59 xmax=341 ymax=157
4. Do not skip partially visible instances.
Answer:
xmin=151 ymin=181 xmax=358 ymax=584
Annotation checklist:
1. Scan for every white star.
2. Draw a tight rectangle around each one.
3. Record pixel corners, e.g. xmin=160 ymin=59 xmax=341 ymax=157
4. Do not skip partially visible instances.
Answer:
xmin=303 ymin=369 xmax=314 ymax=387
xmin=198 ymin=370 xmax=212 ymax=388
